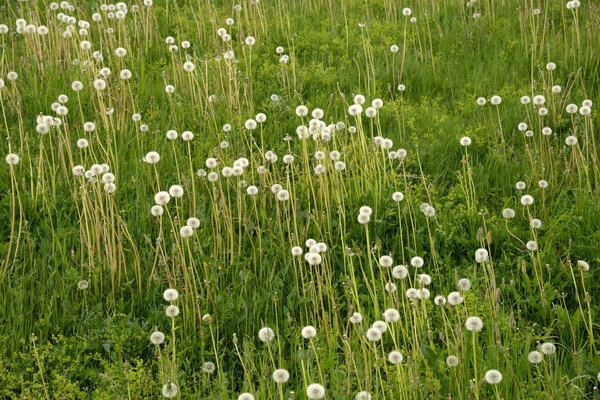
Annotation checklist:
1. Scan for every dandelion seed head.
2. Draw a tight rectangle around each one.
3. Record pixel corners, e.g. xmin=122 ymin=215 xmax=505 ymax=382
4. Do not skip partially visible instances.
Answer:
xmin=169 ymin=185 xmax=184 ymax=198
xmin=348 ymin=104 xmax=363 ymax=116
xmin=406 ymin=288 xmax=419 ymax=299
xmin=388 ymin=350 xmax=403 ymax=364
xmin=411 ymin=256 xmax=424 ymax=268
xmin=533 ymin=95 xmax=545 ymax=105
xmin=356 ymin=391 xmax=372 ymax=400
xmin=296 ymin=105 xmax=308 ymax=117
xmin=392 ymin=265 xmax=409 ymax=279
xmin=379 ymin=255 xmax=393 ymax=267
xmin=273 ymin=368 xmax=290 ymax=383
xmin=201 ymin=361 xmax=215 ymax=374
xmin=521 ymin=194 xmax=534 ymax=206
xmin=180 ymin=226 xmax=193 ymax=238
xmin=577 ymin=260 xmax=589 ymax=271
xmin=150 ymin=205 xmax=163 ymax=216
xmin=465 ymin=316 xmax=483 ymax=332
xmin=383 ymin=308 xmax=400 ymax=322
xmin=530 ymin=218 xmax=542 ymax=229
xmin=163 ymin=288 xmax=179 ymax=301
xmin=419 ymin=274 xmax=432 ymax=286
xmin=306 ymin=252 xmax=322 ymax=265
xmin=366 ymin=327 xmax=382 ymax=341
xmin=162 ymin=382 xmax=178 ymax=398
xmin=350 ymin=312 xmax=363 ymax=324
xmin=277 ymin=189 xmax=290 ymax=201
xmin=528 ymin=351 xmax=543 ymax=364
xmin=5 ymin=153 xmax=19 ymax=165
xmin=540 ymin=342 xmax=556 ymax=355
xmin=475 ymin=248 xmax=488 ymax=263
xmin=365 ymin=107 xmax=377 ymax=117
xmin=458 ymin=278 xmax=471 ymax=291
xmin=446 ymin=355 xmax=459 ymax=367
xmin=258 ymin=327 xmax=274 ymax=342
xmin=484 ymin=369 xmax=502 ymax=384
xmin=526 ymin=241 xmax=538 ymax=251
xmin=165 ymin=305 xmax=180 ymax=317
xmin=306 ymin=383 xmax=325 ymax=399
xmin=301 ymin=325 xmax=317 ymax=339
xmin=72 ymin=165 xmax=85 ymax=176
xmin=154 ymin=191 xmax=170 ymax=205
xmin=448 ymin=291 xmax=464 ymax=305
xmin=490 ymin=95 xmax=502 ymax=105
xmin=150 ymin=331 xmax=165 ymax=345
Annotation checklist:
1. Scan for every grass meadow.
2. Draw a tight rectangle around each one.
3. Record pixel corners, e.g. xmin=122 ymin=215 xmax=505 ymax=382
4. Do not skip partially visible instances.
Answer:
xmin=1 ymin=0 xmax=600 ymax=398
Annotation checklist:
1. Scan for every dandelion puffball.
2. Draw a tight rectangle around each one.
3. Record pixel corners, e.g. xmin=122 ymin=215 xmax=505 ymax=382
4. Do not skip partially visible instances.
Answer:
xmin=306 ymin=383 xmax=325 ymax=399
xmin=465 ymin=316 xmax=483 ymax=332
xmin=528 ymin=351 xmax=543 ymax=364
xmin=383 ymin=308 xmax=400 ymax=322
xmin=258 ymin=327 xmax=275 ymax=342
xmin=392 ymin=265 xmax=408 ymax=279
xmin=521 ymin=194 xmax=534 ymax=206
xmin=348 ymin=104 xmax=363 ymax=116
xmin=446 ymin=355 xmax=459 ymax=367
xmin=365 ymin=327 xmax=382 ymax=341
xmin=448 ymin=291 xmax=464 ymax=305
xmin=379 ymin=255 xmax=393 ymax=267
xmin=411 ymin=256 xmax=424 ymax=268
xmin=457 ymin=278 xmax=471 ymax=291
xmin=5 ymin=153 xmax=19 ymax=165
xmin=388 ymin=350 xmax=403 ymax=364
xmin=350 ymin=312 xmax=363 ymax=324
xmin=165 ymin=305 xmax=180 ymax=317
xmin=272 ymin=368 xmax=290 ymax=383
xmin=150 ymin=331 xmax=165 ymax=345
xmin=392 ymin=192 xmax=404 ymax=202
xmin=540 ymin=342 xmax=556 ymax=355
xmin=490 ymin=95 xmax=502 ymax=105
xmin=301 ymin=325 xmax=317 ymax=339
xmin=203 ymin=362 xmax=216 ymax=373
xmin=577 ymin=260 xmax=590 ymax=271
xmin=163 ymin=288 xmax=179 ymax=302
xmin=356 ymin=391 xmax=372 ymax=400
xmin=162 ymin=383 xmax=178 ymax=398
xmin=434 ymin=296 xmax=447 ymax=306
xmin=475 ymin=248 xmax=488 ymax=263
xmin=484 ymin=369 xmax=503 ymax=384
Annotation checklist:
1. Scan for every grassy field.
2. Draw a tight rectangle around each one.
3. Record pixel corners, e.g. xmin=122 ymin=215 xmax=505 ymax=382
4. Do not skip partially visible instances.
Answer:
xmin=1 ymin=0 xmax=600 ymax=398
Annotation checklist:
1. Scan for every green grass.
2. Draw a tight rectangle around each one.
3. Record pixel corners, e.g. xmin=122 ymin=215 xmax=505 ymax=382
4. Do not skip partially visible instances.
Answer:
xmin=1 ymin=0 xmax=600 ymax=398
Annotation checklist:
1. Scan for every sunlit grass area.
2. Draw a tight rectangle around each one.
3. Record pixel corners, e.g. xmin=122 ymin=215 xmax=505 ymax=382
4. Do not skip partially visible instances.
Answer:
xmin=1 ymin=0 xmax=600 ymax=398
